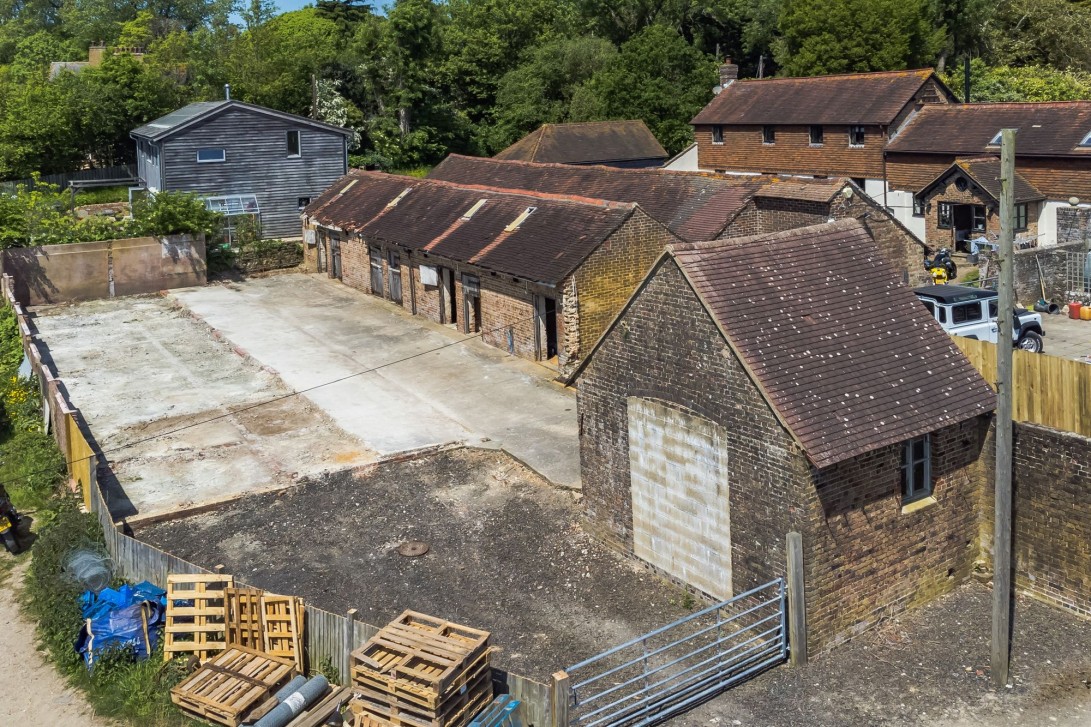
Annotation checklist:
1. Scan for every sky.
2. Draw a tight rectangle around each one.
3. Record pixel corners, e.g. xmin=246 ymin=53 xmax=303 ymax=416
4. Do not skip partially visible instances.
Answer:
xmin=275 ymin=0 xmax=314 ymax=12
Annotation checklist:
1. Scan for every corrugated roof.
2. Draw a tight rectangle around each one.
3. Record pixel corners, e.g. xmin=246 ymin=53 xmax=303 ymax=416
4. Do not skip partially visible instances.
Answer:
xmin=429 ymin=155 xmax=811 ymax=241
xmin=670 ymin=219 xmax=996 ymax=468
xmin=691 ymin=69 xmax=939 ymax=126
xmin=887 ymin=102 xmax=1091 ymax=157
xmin=305 ymin=170 xmax=640 ymax=285
xmin=131 ymin=100 xmax=352 ymax=140
xmin=918 ymin=157 xmax=1045 ymax=202
xmin=495 ymin=121 xmax=668 ymax=165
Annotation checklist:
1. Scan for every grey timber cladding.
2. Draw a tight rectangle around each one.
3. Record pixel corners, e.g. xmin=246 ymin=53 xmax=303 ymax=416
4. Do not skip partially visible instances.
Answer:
xmin=153 ymin=107 xmax=348 ymax=239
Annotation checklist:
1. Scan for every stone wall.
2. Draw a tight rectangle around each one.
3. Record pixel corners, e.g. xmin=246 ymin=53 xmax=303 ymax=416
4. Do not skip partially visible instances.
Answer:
xmin=977 ymin=240 xmax=1085 ymax=304
xmin=1057 ymin=206 xmax=1091 ymax=248
xmin=234 ymin=240 xmax=304 ymax=274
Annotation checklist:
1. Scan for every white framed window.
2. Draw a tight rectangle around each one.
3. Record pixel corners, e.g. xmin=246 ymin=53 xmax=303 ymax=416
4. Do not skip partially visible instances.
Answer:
xmin=901 ymin=434 xmax=932 ymax=504
xmin=712 ymin=125 xmax=724 ymax=144
xmin=287 ymin=130 xmax=301 ymax=157
xmin=849 ymin=126 xmax=866 ymax=147
xmin=197 ymin=148 xmax=226 ymax=163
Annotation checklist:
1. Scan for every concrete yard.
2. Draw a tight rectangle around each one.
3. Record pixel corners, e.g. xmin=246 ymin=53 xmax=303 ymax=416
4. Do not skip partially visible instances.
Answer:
xmin=32 ymin=296 xmax=376 ymax=520
xmin=169 ymin=274 xmax=580 ymax=488
xmin=1040 ymin=312 xmax=1091 ymax=361
xmin=136 ymin=447 xmax=689 ymax=681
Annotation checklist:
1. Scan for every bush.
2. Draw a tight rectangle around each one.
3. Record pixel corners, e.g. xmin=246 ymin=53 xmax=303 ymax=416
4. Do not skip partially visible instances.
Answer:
xmin=0 ymin=304 xmax=22 ymax=374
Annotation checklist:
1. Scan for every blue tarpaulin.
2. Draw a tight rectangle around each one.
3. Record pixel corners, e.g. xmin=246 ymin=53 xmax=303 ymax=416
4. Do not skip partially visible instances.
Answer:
xmin=75 ymin=581 xmax=167 ymax=668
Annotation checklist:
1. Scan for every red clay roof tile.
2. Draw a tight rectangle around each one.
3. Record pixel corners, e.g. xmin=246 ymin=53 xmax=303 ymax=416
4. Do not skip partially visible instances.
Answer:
xmin=495 ymin=121 xmax=668 ymax=165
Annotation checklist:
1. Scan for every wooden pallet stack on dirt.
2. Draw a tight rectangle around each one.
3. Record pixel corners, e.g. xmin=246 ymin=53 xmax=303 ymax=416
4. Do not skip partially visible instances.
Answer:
xmin=349 ymin=611 xmax=493 ymax=727
xmin=170 ymin=644 xmax=298 ymax=726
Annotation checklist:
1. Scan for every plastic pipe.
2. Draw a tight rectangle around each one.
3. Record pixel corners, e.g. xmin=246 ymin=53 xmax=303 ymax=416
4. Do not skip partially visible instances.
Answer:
xmin=254 ymin=675 xmax=330 ymax=727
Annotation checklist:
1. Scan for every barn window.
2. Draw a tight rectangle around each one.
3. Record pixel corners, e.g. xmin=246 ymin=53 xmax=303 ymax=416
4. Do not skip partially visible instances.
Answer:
xmin=196 ymin=148 xmax=226 ymax=163
xmin=287 ymin=130 xmax=301 ymax=157
xmin=901 ymin=434 xmax=932 ymax=504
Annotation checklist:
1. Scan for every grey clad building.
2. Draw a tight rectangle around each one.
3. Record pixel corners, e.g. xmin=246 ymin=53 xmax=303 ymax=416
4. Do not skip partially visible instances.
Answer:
xmin=131 ymin=98 xmax=352 ymax=239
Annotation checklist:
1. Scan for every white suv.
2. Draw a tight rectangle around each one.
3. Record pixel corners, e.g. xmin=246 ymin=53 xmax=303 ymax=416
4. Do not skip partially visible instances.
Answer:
xmin=913 ymin=284 xmax=1045 ymax=353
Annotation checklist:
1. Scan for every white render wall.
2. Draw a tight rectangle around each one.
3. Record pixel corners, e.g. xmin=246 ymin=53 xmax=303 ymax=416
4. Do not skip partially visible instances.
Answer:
xmin=627 ymin=397 xmax=733 ymax=599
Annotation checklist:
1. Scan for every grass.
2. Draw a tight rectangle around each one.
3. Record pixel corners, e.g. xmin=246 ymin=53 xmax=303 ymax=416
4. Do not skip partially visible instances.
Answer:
xmin=73 ymin=186 xmax=130 ymax=206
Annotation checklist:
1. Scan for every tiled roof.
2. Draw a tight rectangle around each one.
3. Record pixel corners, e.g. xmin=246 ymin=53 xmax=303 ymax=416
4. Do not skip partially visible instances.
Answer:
xmin=494 ymin=121 xmax=668 ymax=165
xmin=755 ymin=178 xmax=849 ymax=203
xmin=429 ymin=155 xmax=831 ymax=241
xmin=304 ymin=170 xmax=639 ymax=285
xmin=670 ymin=219 xmax=996 ymax=468
xmin=887 ymin=102 xmax=1091 ymax=157
xmin=918 ymin=157 xmax=1045 ymax=202
xmin=691 ymin=69 xmax=938 ymax=126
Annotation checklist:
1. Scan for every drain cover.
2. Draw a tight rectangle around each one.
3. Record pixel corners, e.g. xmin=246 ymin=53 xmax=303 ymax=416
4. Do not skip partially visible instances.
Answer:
xmin=398 ymin=540 xmax=430 ymax=557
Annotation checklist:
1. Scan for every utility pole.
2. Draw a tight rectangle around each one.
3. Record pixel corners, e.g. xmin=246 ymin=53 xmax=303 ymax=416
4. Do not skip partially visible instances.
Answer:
xmin=991 ymin=127 xmax=1016 ymax=689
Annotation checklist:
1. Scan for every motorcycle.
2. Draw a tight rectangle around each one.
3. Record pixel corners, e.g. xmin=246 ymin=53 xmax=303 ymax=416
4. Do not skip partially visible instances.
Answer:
xmin=925 ymin=247 xmax=958 ymax=285
xmin=0 ymin=486 xmax=22 ymax=554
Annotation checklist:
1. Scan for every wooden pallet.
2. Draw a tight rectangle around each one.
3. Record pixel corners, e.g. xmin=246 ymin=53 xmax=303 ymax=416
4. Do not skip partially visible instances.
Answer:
xmin=170 ymin=645 xmax=297 ymax=727
xmin=286 ymin=684 xmax=353 ymax=727
xmin=349 ymin=676 xmax=492 ymax=727
xmin=262 ymin=594 xmax=305 ymax=672
xmin=225 ymin=587 xmax=264 ymax=651
xmin=164 ymin=573 xmax=235 ymax=663
xmin=351 ymin=611 xmax=491 ymax=705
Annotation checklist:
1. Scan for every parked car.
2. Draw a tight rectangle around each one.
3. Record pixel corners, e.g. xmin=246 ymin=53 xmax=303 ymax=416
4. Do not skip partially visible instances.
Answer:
xmin=913 ymin=284 xmax=1045 ymax=353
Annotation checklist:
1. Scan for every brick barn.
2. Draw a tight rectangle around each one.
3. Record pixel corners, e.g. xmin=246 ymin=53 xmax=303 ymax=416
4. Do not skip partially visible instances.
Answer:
xmin=571 ymin=219 xmax=996 ymax=652
xmin=302 ymin=171 xmax=679 ymax=375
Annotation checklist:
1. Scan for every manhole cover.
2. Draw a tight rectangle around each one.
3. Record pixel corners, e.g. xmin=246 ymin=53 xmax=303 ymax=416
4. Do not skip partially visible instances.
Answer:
xmin=398 ymin=540 xmax=430 ymax=557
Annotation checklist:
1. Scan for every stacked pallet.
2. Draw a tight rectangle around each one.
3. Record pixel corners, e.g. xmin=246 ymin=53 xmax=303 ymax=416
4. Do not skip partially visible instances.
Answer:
xmin=350 ymin=611 xmax=493 ymax=727
xmin=170 ymin=645 xmax=298 ymax=726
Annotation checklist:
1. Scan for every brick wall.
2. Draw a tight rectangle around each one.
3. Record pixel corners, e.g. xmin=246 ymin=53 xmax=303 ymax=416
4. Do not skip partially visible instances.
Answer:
xmin=695 ymin=124 xmax=885 ymax=178
xmin=234 ymin=240 xmax=303 ymax=274
xmin=577 ymin=257 xmax=809 ymax=600
xmin=886 ymin=153 xmax=951 ymax=192
xmin=977 ymin=241 xmax=1085 ymax=304
xmin=801 ymin=417 xmax=989 ymax=651
xmin=571 ymin=208 xmax=675 ymax=369
xmin=887 ymin=153 xmax=1091 ymax=201
xmin=979 ymin=422 xmax=1091 ymax=619
xmin=918 ymin=177 xmax=1040 ymax=253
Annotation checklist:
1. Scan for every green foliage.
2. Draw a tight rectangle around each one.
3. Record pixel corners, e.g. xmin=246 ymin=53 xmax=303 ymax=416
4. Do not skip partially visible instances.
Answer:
xmin=988 ymin=0 xmax=1091 ymax=71
xmin=775 ymin=0 xmax=944 ymax=76
xmin=73 ymin=186 xmax=130 ymax=205
xmin=131 ymin=190 xmax=221 ymax=238
xmin=0 ymin=304 xmax=21 ymax=373
xmin=947 ymin=59 xmax=1091 ymax=102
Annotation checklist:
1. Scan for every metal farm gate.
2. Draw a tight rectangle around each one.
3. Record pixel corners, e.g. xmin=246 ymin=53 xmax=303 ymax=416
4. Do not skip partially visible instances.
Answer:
xmin=563 ymin=579 xmax=787 ymax=727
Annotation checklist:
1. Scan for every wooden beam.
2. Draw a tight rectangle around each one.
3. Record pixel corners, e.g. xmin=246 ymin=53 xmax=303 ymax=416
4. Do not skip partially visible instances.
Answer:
xmin=787 ymin=532 xmax=807 ymax=666
xmin=550 ymin=670 xmax=570 ymax=727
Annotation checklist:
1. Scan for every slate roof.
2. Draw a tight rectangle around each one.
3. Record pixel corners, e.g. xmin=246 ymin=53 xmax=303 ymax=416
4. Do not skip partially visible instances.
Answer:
xmin=494 ymin=121 xmax=668 ymax=165
xmin=918 ymin=157 xmax=1045 ymax=203
xmin=691 ymin=69 xmax=941 ymax=126
xmin=887 ymin=102 xmax=1091 ymax=157
xmin=430 ymin=155 xmax=844 ymax=241
xmin=131 ymin=100 xmax=352 ymax=140
xmin=304 ymin=170 xmax=641 ymax=285
xmin=668 ymin=219 xmax=996 ymax=468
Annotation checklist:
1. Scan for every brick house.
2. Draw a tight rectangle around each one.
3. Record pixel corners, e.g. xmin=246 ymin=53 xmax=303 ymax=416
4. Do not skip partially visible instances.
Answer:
xmin=885 ymin=102 xmax=1091 ymax=246
xmin=302 ymin=171 xmax=679 ymax=375
xmin=430 ymin=155 xmax=930 ymax=283
xmin=914 ymin=157 xmax=1046 ymax=253
xmin=571 ymin=219 xmax=996 ymax=651
xmin=494 ymin=120 xmax=668 ymax=169
xmin=690 ymin=66 xmax=955 ymax=235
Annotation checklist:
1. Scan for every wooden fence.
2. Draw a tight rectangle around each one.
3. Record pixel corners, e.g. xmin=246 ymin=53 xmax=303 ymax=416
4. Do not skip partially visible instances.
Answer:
xmin=2 ymin=271 xmax=553 ymax=726
xmin=0 ymin=164 xmax=136 ymax=194
xmin=953 ymin=336 xmax=1091 ymax=437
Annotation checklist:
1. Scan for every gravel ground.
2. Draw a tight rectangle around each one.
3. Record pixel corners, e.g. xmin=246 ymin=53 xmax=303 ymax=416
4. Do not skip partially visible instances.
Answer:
xmin=673 ymin=582 xmax=1091 ymax=727
xmin=136 ymin=447 xmax=692 ymax=681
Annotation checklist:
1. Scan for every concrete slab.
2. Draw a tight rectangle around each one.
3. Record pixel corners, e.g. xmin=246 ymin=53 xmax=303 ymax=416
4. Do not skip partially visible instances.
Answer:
xmin=31 ymin=297 xmax=376 ymax=520
xmin=169 ymin=274 xmax=581 ymax=488
xmin=1041 ymin=313 xmax=1091 ymax=362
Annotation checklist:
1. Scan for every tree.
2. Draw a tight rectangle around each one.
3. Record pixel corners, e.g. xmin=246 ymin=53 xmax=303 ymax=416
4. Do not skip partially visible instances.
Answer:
xmin=490 ymin=35 xmax=616 ymax=151
xmin=947 ymin=58 xmax=1091 ymax=102
xmin=774 ymin=0 xmax=944 ymax=76
xmin=574 ymin=25 xmax=717 ymax=154
xmin=986 ymin=0 xmax=1091 ymax=71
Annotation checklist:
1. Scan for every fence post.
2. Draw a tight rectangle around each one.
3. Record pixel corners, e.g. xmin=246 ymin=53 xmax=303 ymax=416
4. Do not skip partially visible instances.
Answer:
xmin=550 ymin=670 xmax=570 ymax=727
xmin=342 ymin=608 xmax=358 ymax=685
xmin=786 ymin=531 xmax=807 ymax=666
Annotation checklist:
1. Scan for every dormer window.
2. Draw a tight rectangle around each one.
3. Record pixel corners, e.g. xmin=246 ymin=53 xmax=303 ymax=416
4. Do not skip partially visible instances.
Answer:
xmin=1080 ymin=130 xmax=1091 ymax=147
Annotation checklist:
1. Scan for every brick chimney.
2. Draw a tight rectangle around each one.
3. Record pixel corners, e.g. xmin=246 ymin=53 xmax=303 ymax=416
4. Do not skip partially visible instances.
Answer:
xmin=719 ymin=58 xmax=738 ymax=87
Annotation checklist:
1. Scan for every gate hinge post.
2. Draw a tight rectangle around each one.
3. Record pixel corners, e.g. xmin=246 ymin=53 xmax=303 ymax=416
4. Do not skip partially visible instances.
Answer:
xmin=551 ymin=670 xmax=571 ymax=727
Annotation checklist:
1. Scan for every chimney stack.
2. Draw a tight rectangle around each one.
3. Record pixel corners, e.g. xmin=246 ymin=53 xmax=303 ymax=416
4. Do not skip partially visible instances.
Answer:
xmin=224 ymin=84 xmax=231 ymax=100
xmin=714 ymin=58 xmax=738 ymax=95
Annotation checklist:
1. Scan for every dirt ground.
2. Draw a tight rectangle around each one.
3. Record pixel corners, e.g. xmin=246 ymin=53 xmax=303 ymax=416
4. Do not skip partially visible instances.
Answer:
xmin=0 ymin=560 xmax=115 ymax=726
xmin=30 ymin=296 xmax=375 ymax=521
xmin=673 ymin=582 xmax=1091 ymax=727
xmin=136 ymin=447 xmax=691 ymax=681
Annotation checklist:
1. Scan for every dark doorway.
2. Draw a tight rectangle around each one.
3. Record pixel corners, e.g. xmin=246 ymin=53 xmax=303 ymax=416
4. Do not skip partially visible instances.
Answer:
xmin=462 ymin=274 xmax=481 ymax=333
xmin=369 ymin=247 xmax=383 ymax=296
xmin=952 ymin=204 xmax=986 ymax=252
xmin=536 ymin=295 xmax=558 ymax=360
xmin=440 ymin=268 xmax=456 ymax=325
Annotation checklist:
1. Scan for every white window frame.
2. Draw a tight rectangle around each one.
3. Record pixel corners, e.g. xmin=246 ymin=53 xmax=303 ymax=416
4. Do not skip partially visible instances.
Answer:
xmin=196 ymin=148 xmax=226 ymax=163
xmin=901 ymin=434 xmax=932 ymax=504
xmin=287 ymin=130 xmax=301 ymax=158
xmin=849 ymin=126 xmax=866 ymax=147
